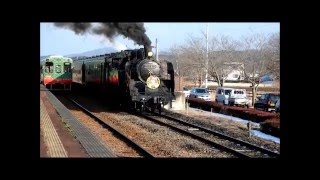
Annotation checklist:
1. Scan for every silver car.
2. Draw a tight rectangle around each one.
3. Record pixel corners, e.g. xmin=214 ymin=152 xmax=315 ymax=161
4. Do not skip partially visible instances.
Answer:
xmin=189 ymin=88 xmax=211 ymax=101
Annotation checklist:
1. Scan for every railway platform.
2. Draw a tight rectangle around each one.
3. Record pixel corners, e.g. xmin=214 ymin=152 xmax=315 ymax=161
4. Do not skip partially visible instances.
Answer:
xmin=40 ymin=84 xmax=116 ymax=158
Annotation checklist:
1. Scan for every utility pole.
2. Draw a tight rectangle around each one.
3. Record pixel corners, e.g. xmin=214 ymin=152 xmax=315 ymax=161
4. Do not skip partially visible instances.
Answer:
xmin=177 ymin=52 xmax=181 ymax=91
xmin=205 ymin=23 xmax=209 ymax=88
xmin=176 ymin=52 xmax=180 ymax=76
xmin=156 ymin=38 xmax=159 ymax=62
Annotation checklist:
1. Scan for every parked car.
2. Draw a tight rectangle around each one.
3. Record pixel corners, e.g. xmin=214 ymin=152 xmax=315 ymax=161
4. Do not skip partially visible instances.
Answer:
xmin=254 ymin=93 xmax=280 ymax=112
xmin=215 ymin=87 xmax=249 ymax=107
xmin=189 ymin=87 xmax=211 ymax=101
xmin=182 ymin=86 xmax=190 ymax=98
xmin=275 ymin=99 xmax=280 ymax=112
xmin=228 ymin=89 xmax=250 ymax=108
xmin=215 ymin=87 xmax=232 ymax=105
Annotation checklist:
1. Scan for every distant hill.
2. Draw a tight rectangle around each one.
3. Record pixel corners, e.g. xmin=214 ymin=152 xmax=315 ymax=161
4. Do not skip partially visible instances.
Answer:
xmin=40 ymin=56 xmax=49 ymax=61
xmin=40 ymin=47 xmax=172 ymax=61
xmin=40 ymin=47 xmax=120 ymax=60
xmin=65 ymin=47 xmax=119 ymax=58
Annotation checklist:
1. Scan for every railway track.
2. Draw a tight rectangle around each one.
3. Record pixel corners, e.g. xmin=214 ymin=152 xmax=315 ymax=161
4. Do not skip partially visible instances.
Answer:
xmin=134 ymin=110 xmax=279 ymax=158
xmin=65 ymin=97 xmax=155 ymax=158
xmin=58 ymin=91 xmax=278 ymax=158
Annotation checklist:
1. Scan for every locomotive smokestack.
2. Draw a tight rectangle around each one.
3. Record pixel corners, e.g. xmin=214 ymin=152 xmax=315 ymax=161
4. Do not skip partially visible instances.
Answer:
xmin=144 ymin=45 xmax=152 ymax=58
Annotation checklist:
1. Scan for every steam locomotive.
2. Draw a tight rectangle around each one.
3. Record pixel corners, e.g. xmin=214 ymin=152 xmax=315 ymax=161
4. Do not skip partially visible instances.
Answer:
xmin=72 ymin=46 xmax=175 ymax=113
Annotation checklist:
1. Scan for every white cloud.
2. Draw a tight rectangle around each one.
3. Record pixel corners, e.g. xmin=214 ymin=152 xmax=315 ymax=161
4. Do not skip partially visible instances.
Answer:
xmin=112 ymin=41 xmax=127 ymax=51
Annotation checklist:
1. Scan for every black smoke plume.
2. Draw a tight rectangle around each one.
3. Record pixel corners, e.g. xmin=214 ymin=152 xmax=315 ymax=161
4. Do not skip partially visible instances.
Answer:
xmin=54 ymin=22 xmax=151 ymax=47
xmin=54 ymin=23 xmax=92 ymax=35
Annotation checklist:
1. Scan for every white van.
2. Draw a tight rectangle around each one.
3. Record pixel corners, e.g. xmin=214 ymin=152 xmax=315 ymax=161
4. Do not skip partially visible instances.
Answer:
xmin=215 ymin=87 xmax=249 ymax=107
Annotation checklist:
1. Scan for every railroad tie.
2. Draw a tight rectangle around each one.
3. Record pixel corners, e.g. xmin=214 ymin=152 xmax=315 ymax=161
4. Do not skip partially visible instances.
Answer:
xmin=40 ymin=99 xmax=68 ymax=157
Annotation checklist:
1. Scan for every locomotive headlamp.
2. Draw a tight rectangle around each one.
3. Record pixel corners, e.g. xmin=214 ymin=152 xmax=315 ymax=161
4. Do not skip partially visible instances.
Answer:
xmin=148 ymin=52 xmax=153 ymax=57
xmin=146 ymin=75 xmax=160 ymax=89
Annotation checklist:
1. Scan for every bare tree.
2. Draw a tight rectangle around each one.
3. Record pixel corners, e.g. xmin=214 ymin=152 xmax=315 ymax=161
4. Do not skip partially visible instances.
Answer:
xmin=175 ymin=35 xmax=206 ymax=87
xmin=169 ymin=44 xmax=182 ymax=75
xmin=207 ymin=35 xmax=240 ymax=87
xmin=170 ymin=34 xmax=241 ymax=87
xmin=265 ymin=32 xmax=280 ymax=80
xmin=169 ymin=31 xmax=279 ymax=97
xmin=238 ymin=33 xmax=274 ymax=106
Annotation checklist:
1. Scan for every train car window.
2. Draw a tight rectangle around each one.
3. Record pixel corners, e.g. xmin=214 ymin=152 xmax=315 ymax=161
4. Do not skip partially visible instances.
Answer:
xmin=88 ymin=65 xmax=91 ymax=74
xmin=112 ymin=58 xmax=120 ymax=68
xmin=56 ymin=65 xmax=61 ymax=73
xmin=119 ymin=57 xmax=128 ymax=68
xmin=45 ymin=62 xmax=53 ymax=73
xmin=64 ymin=62 xmax=71 ymax=73
xmin=45 ymin=62 xmax=53 ymax=66
xmin=45 ymin=66 xmax=53 ymax=73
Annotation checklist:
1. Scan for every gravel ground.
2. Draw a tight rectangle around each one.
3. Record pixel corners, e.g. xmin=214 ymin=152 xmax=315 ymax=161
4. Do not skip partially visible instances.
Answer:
xmin=152 ymin=116 xmax=270 ymax=158
xmin=69 ymin=94 xmax=235 ymax=158
xmin=163 ymin=109 xmax=280 ymax=153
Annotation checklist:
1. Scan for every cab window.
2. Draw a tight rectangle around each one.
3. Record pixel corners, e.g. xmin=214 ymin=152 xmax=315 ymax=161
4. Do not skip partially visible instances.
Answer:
xmin=45 ymin=62 xmax=53 ymax=73
xmin=64 ymin=62 xmax=71 ymax=73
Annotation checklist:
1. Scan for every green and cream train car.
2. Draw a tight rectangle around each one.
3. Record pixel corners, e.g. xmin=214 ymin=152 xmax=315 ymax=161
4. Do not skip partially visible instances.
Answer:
xmin=40 ymin=55 xmax=73 ymax=90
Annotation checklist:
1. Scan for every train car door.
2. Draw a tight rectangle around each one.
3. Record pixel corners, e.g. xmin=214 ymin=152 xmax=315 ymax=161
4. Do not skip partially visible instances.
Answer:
xmin=103 ymin=60 xmax=107 ymax=87
xmin=82 ymin=62 xmax=85 ymax=84
xmin=100 ymin=63 xmax=103 ymax=86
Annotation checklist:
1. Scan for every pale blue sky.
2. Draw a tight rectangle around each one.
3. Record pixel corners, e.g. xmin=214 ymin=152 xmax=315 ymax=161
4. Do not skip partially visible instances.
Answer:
xmin=40 ymin=22 xmax=279 ymax=56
